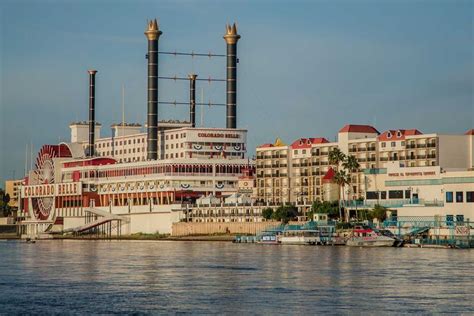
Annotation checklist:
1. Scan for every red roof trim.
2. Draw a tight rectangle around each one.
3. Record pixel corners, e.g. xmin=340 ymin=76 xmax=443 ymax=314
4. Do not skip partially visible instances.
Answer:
xmin=322 ymin=167 xmax=335 ymax=181
xmin=63 ymin=158 xmax=117 ymax=168
xmin=465 ymin=129 xmax=474 ymax=135
xmin=339 ymin=124 xmax=379 ymax=134
xmin=378 ymin=129 xmax=422 ymax=141
xmin=290 ymin=138 xmax=329 ymax=149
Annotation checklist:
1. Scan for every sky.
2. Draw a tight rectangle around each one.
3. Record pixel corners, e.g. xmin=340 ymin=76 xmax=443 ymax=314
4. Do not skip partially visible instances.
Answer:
xmin=0 ymin=0 xmax=473 ymax=184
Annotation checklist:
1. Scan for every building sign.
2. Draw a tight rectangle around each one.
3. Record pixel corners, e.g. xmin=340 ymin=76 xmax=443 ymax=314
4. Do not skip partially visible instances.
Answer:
xmin=388 ymin=171 xmax=437 ymax=177
xmin=197 ymin=133 xmax=240 ymax=139
xmin=22 ymin=183 xmax=82 ymax=198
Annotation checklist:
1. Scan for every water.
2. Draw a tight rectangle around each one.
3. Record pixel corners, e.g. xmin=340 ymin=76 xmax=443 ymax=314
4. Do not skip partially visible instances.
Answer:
xmin=0 ymin=240 xmax=473 ymax=315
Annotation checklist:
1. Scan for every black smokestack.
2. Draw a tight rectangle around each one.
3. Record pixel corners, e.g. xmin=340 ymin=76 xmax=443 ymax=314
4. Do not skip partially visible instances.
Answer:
xmin=144 ymin=19 xmax=162 ymax=160
xmin=88 ymin=69 xmax=97 ymax=157
xmin=223 ymin=23 xmax=240 ymax=129
xmin=189 ymin=73 xmax=197 ymax=128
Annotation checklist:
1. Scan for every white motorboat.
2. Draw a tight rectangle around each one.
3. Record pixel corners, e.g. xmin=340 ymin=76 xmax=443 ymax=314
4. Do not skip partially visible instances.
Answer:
xmin=345 ymin=226 xmax=395 ymax=247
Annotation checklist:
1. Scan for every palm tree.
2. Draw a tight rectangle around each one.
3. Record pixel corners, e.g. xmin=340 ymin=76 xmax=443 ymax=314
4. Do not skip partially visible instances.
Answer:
xmin=333 ymin=170 xmax=349 ymax=221
xmin=328 ymin=148 xmax=345 ymax=172
xmin=343 ymin=155 xmax=360 ymax=220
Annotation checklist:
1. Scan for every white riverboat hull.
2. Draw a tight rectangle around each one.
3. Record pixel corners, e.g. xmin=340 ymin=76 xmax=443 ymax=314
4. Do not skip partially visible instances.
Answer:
xmin=346 ymin=237 xmax=395 ymax=247
xmin=278 ymin=236 xmax=320 ymax=245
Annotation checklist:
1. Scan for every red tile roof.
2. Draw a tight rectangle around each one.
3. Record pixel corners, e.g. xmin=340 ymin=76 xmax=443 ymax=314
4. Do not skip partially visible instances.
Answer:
xmin=257 ymin=143 xmax=274 ymax=148
xmin=339 ymin=124 xmax=379 ymax=134
xmin=378 ymin=129 xmax=422 ymax=141
xmin=290 ymin=138 xmax=329 ymax=149
xmin=322 ymin=167 xmax=335 ymax=182
xmin=465 ymin=129 xmax=474 ymax=135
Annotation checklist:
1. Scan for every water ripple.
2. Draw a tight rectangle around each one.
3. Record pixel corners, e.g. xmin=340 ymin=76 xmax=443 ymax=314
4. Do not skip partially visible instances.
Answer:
xmin=0 ymin=240 xmax=473 ymax=314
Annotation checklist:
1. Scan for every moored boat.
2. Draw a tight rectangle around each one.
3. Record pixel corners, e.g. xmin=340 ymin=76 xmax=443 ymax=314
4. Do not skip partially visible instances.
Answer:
xmin=345 ymin=226 xmax=395 ymax=247
xmin=278 ymin=229 xmax=320 ymax=245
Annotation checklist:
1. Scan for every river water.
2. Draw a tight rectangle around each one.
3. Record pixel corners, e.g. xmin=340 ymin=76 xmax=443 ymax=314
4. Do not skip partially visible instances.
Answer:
xmin=0 ymin=240 xmax=473 ymax=315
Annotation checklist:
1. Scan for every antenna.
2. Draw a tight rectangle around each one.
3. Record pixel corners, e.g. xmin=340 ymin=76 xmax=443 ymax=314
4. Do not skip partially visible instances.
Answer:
xmin=24 ymin=144 xmax=28 ymax=177
xmin=122 ymin=84 xmax=125 ymax=133
xmin=200 ymin=87 xmax=204 ymax=127
xmin=30 ymin=142 xmax=33 ymax=171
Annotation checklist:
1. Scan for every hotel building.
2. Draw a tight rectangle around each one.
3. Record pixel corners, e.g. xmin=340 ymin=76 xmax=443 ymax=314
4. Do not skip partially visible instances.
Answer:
xmin=256 ymin=125 xmax=474 ymax=218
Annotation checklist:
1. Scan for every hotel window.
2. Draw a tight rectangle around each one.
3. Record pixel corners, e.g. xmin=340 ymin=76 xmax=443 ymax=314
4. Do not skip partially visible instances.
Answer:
xmin=171 ymin=135 xmax=174 ymax=140
xmin=467 ymin=192 xmax=474 ymax=203
xmin=388 ymin=190 xmax=403 ymax=199
xmin=446 ymin=192 xmax=453 ymax=203
xmin=294 ymin=150 xmax=298 ymax=154
xmin=456 ymin=192 xmax=463 ymax=203
xmin=302 ymin=150 xmax=306 ymax=154
xmin=381 ymin=142 xmax=386 ymax=148
xmin=391 ymin=142 xmax=396 ymax=147
xmin=380 ymin=191 xmax=387 ymax=199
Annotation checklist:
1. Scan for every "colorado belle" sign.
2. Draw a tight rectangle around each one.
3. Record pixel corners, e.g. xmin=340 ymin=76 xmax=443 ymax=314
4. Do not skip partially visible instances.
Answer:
xmin=21 ymin=183 xmax=82 ymax=198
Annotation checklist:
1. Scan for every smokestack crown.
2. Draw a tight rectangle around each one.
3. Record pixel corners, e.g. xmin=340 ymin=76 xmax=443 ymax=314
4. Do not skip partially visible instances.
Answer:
xmin=145 ymin=19 xmax=162 ymax=40
xmin=224 ymin=23 xmax=241 ymax=44
xmin=88 ymin=69 xmax=97 ymax=75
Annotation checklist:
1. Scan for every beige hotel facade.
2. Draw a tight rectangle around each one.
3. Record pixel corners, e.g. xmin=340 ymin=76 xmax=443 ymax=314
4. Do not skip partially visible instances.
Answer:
xmin=256 ymin=125 xmax=474 ymax=218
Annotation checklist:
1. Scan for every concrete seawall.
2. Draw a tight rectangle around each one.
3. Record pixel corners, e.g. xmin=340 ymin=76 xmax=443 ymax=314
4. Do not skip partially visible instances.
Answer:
xmin=172 ymin=221 xmax=282 ymax=237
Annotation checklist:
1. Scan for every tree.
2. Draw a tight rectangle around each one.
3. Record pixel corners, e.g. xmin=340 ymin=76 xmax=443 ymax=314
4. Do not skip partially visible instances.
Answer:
xmin=328 ymin=148 xmax=346 ymax=172
xmin=272 ymin=205 xmax=298 ymax=224
xmin=372 ymin=205 xmax=388 ymax=222
xmin=262 ymin=208 xmax=274 ymax=220
xmin=0 ymin=190 xmax=12 ymax=217
xmin=342 ymin=155 xmax=360 ymax=219
xmin=334 ymin=170 xmax=350 ymax=221
xmin=311 ymin=200 xmax=339 ymax=219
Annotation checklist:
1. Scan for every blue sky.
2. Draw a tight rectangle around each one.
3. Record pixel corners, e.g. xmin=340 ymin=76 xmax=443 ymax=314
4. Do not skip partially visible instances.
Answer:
xmin=0 ymin=0 xmax=473 ymax=184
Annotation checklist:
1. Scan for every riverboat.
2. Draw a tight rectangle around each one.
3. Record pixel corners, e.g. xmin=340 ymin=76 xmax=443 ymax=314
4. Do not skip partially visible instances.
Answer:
xmin=278 ymin=229 xmax=321 ymax=245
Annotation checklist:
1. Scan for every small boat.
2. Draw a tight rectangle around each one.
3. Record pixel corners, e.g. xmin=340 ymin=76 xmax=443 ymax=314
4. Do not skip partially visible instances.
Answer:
xmin=256 ymin=231 xmax=279 ymax=244
xmin=346 ymin=226 xmax=395 ymax=247
xmin=278 ymin=229 xmax=321 ymax=245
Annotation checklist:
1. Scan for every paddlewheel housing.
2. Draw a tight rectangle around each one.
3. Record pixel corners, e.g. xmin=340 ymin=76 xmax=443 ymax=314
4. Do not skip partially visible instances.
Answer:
xmin=30 ymin=144 xmax=71 ymax=221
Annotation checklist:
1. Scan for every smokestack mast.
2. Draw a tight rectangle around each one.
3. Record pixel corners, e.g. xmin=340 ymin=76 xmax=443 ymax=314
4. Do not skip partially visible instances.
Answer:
xmin=144 ymin=19 xmax=162 ymax=160
xmin=188 ymin=74 xmax=197 ymax=128
xmin=87 ymin=69 xmax=98 ymax=157
xmin=223 ymin=23 xmax=240 ymax=129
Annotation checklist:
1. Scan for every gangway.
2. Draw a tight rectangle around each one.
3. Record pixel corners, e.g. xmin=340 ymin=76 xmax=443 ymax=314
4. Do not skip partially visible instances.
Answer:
xmin=63 ymin=207 xmax=129 ymax=237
